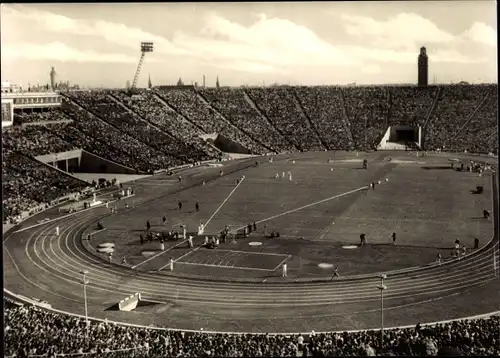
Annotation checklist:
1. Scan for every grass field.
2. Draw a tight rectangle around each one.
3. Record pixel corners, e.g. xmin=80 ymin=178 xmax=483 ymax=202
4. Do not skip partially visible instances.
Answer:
xmin=86 ymin=152 xmax=493 ymax=280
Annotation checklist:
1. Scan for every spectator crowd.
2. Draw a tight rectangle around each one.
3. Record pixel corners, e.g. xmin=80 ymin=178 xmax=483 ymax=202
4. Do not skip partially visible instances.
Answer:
xmin=155 ymin=88 xmax=268 ymax=154
xmin=424 ymin=85 xmax=492 ymax=152
xmin=2 ymin=84 xmax=497 ymax=223
xmin=2 ymin=150 xmax=88 ymax=222
xmin=4 ymin=301 xmax=499 ymax=357
xmin=245 ymin=87 xmax=325 ymax=152
xmin=199 ymin=87 xmax=295 ymax=153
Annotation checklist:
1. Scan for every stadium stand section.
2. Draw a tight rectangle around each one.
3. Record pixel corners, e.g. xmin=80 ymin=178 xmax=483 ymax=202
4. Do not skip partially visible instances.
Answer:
xmin=13 ymin=107 xmax=69 ymax=125
xmin=2 ymin=150 xmax=88 ymax=222
xmin=3 ymin=85 xmax=498 ymax=225
xmin=2 ymin=83 xmax=499 ymax=356
xmin=155 ymin=88 xmax=268 ymax=154
xmin=342 ymin=86 xmax=391 ymax=150
xmin=109 ymin=89 xmax=221 ymax=159
xmin=197 ymin=87 xmax=295 ymax=153
xmin=294 ymin=86 xmax=354 ymax=151
xmin=447 ymin=85 xmax=498 ymax=154
xmin=63 ymin=91 xmax=210 ymax=166
xmin=4 ymin=301 xmax=499 ymax=357
xmin=424 ymin=85 xmax=491 ymax=151
xmin=245 ymin=87 xmax=326 ymax=152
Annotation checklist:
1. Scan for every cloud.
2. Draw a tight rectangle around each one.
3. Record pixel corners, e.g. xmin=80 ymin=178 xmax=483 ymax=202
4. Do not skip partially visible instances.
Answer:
xmin=462 ymin=22 xmax=497 ymax=47
xmin=2 ymin=5 xmax=496 ymax=80
xmin=2 ymin=5 xmax=190 ymax=56
xmin=341 ymin=13 xmax=455 ymax=50
xmin=346 ymin=46 xmax=415 ymax=64
xmin=183 ymin=13 xmax=357 ymax=68
xmin=432 ymin=49 xmax=487 ymax=64
xmin=362 ymin=64 xmax=381 ymax=74
xmin=341 ymin=12 xmax=497 ymax=50
xmin=339 ymin=12 xmax=494 ymax=65
xmin=3 ymin=6 xmax=356 ymax=72
xmin=2 ymin=42 xmax=138 ymax=63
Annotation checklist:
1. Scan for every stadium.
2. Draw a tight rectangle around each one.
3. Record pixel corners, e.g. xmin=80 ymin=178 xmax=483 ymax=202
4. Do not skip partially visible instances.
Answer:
xmin=2 ymin=4 xmax=500 ymax=358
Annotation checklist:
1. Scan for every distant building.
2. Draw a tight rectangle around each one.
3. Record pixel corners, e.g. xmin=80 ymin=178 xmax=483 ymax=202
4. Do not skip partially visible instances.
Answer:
xmin=418 ymin=47 xmax=428 ymax=87
xmin=1 ymin=81 xmax=22 ymax=94
xmin=50 ymin=67 xmax=56 ymax=90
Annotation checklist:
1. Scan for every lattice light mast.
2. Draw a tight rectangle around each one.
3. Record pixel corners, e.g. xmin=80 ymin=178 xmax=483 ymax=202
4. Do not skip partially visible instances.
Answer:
xmin=131 ymin=42 xmax=154 ymax=90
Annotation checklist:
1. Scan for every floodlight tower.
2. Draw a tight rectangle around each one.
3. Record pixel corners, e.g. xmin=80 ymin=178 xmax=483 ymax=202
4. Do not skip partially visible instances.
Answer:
xmin=131 ymin=42 xmax=154 ymax=90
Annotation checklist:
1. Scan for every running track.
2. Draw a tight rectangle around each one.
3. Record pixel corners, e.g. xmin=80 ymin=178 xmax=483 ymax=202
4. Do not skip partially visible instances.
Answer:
xmin=3 ymin=158 xmax=499 ymax=333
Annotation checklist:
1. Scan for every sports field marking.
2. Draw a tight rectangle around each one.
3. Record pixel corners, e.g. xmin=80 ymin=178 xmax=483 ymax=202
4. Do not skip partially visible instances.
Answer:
xmin=134 ymin=181 xmax=178 ymax=186
xmin=219 ymin=251 xmax=239 ymax=266
xmin=272 ymin=255 xmax=292 ymax=271
xmin=174 ymin=261 xmax=277 ymax=272
xmin=89 ymin=228 xmax=107 ymax=236
xmin=214 ymin=249 xmax=289 ymax=257
xmin=168 ymin=246 xmax=202 ymax=265
xmin=131 ymin=239 xmax=188 ymax=269
xmin=13 ymin=201 xmax=109 ymax=234
xmin=319 ymin=218 xmax=336 ymax=240
xmin=173 ymin=249 xmax=287 ymax=271
xmin=11 ymin=190 xmax=125 ymax=235
xmin=204 ymin=176 xmax=246 ymax=229
xmin=236 ymin=185 xmax=368 ymax=231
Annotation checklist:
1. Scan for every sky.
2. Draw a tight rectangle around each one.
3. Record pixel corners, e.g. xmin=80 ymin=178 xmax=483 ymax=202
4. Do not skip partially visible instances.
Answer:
xmin=1 ymin=1 xmax=497 ymax=88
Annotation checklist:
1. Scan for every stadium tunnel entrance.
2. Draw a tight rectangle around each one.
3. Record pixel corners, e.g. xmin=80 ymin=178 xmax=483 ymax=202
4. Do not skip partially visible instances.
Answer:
xmin=210 ymin=134 xmax=253 ymax=155
xmin=377 ymin=125 xmax=421 ymax=151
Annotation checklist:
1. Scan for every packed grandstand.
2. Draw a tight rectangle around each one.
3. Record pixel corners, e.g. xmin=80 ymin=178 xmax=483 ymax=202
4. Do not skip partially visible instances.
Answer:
xmin=2 ymin=84 xmax=499 ymax=357
xmin=4 ymin=298 xmax=500 ymax=357
xmin=3 ymin=85 xmax=498 ymax=223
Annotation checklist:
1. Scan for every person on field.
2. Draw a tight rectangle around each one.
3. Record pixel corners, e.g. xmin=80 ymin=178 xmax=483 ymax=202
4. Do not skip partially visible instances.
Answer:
xmin=483 ymin=209 xmax=490 ymax=219
xmin=331 ymin=266 xmax=340 ymax=280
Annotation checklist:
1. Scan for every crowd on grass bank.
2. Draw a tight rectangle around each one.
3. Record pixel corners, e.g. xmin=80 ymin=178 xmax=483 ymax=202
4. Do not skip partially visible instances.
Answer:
xmin=4 ymin=300 xmax=499 ymax=357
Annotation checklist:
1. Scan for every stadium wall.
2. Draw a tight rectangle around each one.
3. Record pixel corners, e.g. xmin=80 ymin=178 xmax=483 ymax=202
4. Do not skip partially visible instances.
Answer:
xmin=377 ymin=127 xmax=392 ymax=150
xmin=213 ymin=134 xmax=252 ymax=154
xmin=79 ymin=150 xmax=140 ymax=174
xmin=35 ymin=149 xmax=140 ymax=175
xmin=35 ymin=149 xmax=82 ymax=171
